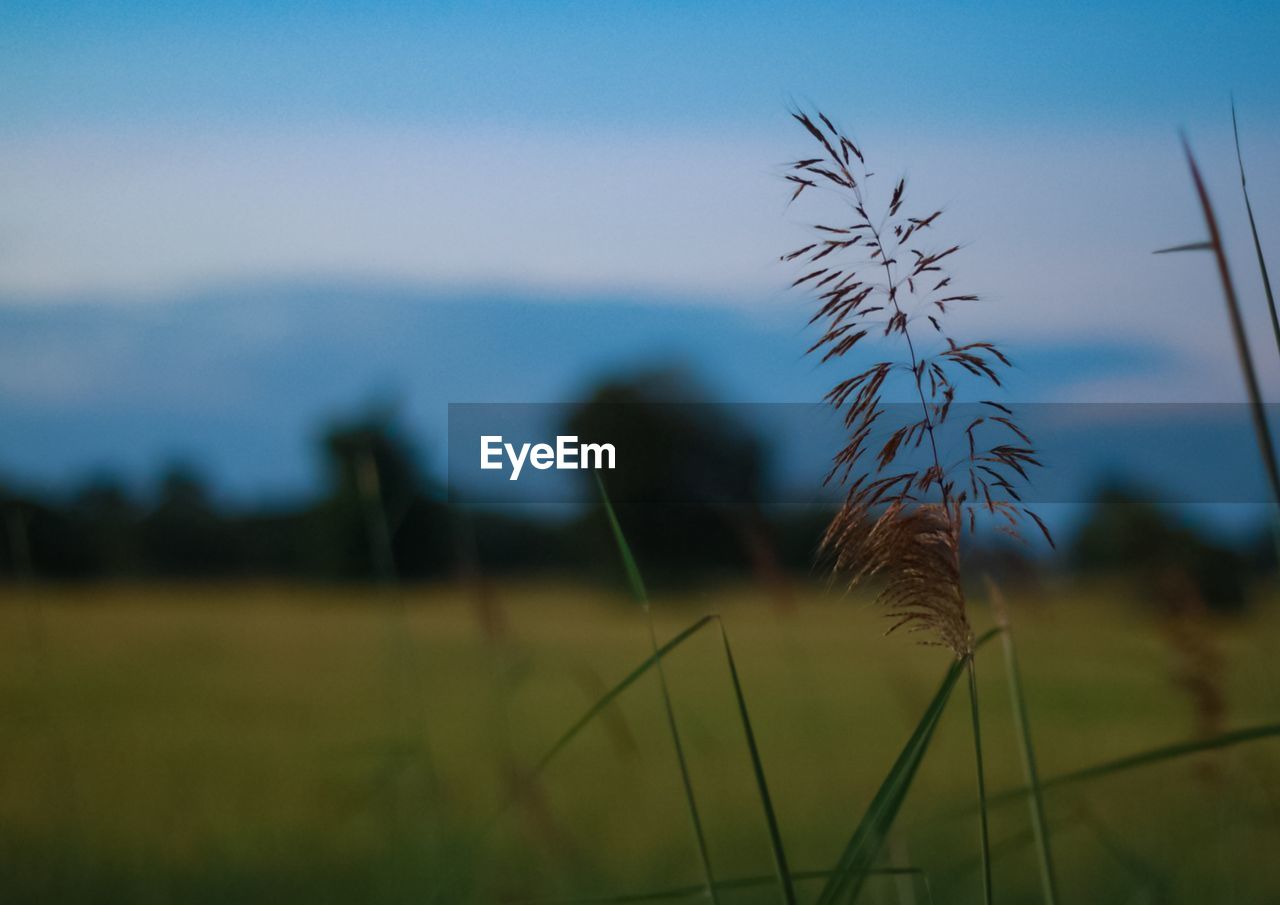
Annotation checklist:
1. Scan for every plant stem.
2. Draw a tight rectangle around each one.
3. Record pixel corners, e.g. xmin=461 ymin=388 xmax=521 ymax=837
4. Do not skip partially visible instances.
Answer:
xmin=1182 ymin=139 xmax=1280 ymax=510
xmin=999 ymin=624 xmax=1059 ymax=905
xmin=596 ymin=475 xmax=721 ymax=904
xmin=850 ymin=180 xmax=951 ymax=522
xmin=966 ymin=655 xmax=993 ymax=905
xmin=1231 ymin=101 xmax=1280 ymax=363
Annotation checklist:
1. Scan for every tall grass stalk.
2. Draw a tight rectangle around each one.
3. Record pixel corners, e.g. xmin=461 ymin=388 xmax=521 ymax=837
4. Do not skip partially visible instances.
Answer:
xmin=990 ymin=584 xmax=1059 ymax=905
xmin=1179 ymin=139 xmax=1280 ymax=509
xmin=595 ymin=474 xmax=721 ymax=905
xmin=462 ymin=609 xmax=720 ymax=904
xmin=716 ymin=628 xmax=798 ymax=904
xmin=965 ymin=657 xmax=993 ymax=905
xmin=474 ymin=599 xmax=800 ymax=903
xmin=595 ymin=474 xmax=800 ymax=904
xmin=1158 ymin=136 xmax=1280 ymax=568
xmin=503 ymin=615 xmax=717 ymax=812
xmin=355 ymin=450 xmax=442 ymax=893
xmin=999 ymin=634 xmax=1058 ymax=903
xmin=815 ymin=629 xmax=1000 ymax=905
xmin=940 ymin=809 xmax=1082 ymax=889
xmin=1231 ymin=101 xmax=1279 ymax=361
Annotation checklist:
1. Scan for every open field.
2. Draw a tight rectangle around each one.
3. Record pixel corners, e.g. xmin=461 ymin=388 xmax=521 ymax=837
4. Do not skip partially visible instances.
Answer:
xmin=2 ymin=580 xmax=1279 ymax=903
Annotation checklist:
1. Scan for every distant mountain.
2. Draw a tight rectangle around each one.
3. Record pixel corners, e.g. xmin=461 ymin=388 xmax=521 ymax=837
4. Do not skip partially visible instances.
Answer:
xmin=0 ymin=282 xmax=1171 ymax=503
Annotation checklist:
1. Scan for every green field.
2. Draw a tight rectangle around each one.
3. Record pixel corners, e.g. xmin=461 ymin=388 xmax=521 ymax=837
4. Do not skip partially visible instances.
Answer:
xmin=2 ymin=581 xmax=1279 ymax=903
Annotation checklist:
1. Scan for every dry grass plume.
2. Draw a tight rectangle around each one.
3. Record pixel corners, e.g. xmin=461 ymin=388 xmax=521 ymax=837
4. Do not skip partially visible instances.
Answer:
xmin=784 ymin=110 xmax=1051 ymax=656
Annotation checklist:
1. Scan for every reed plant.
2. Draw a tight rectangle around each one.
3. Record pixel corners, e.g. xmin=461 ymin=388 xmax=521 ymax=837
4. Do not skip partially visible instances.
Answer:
xmin=783 ymin=109 xmax=1054 ymax=903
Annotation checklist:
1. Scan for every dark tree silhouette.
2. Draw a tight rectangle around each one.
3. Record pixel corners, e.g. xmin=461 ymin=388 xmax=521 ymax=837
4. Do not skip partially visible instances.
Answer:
xmin=313 ymin=405 xmax=448 ymax=581
xmin=565 ymin=367 xmax=778 ymax=587
xmin=1070 ymin=484 xmax=1251 ymax=613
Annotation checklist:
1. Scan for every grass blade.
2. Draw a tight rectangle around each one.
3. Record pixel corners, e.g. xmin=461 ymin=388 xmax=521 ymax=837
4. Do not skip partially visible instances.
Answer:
xmin=1077 ymin=804 xmax=1170 ymax=903
xmin=999 ymin=636 xmax=1059 ymax=903
xmin=989 ymin=583 xmax=1059 ymax=905
xmin=1232 ymin=100 xmax=1280 ymax=361
xmin=939 ymin=810 xmax=1083 ymax=890
xmin=1181 ymin=138 xmax=1280 ymax=509
xmin=716 ymin=627 xmax=798 ymax=904
xmin=444 ymin=617 xmax=722 ymax=903
xmin=520 ymin=616 xmax=719 ymax=793
xmin=596 ymin=473 xmax=720 ymax=904
xmin=457 ymin=612 xmax=723 ymax=897
xmin=965 ymin=656 xmax=993 ymax=905
xmin=815 ymin=628 xmax=999 ymax=905
xmin=815 ymin=657 xmax=961 ymax=904
xmin=493 ymin=609 xmax=799 ymax=904
xmin=988 ymin=721 xmax=1280 ymax=806
xmin=1152 ymin=241 xmax=1213 ymax=254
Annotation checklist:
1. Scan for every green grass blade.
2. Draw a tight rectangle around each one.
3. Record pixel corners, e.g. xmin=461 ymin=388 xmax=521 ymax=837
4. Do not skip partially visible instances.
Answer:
xmin=449 ymin=615 xmax=721 ymax=904
xmin=815 ymin=656 xmax=959 ymax=905
xmin=989 ymin=721 xmax=1280 ymax=807
xmin=965 ymin=656 xmax=993 ymax=905
xmin=997 ymin=614 xmax=1059 ymax=905
xmin=596 ymin=473 xmax=721 ymax=904
xmin=491 ymin=611 xmax=800 ymax=905
xmin=816 ymin=629 xmax=1000 ymax=905
xmin=522 ymin=615 xmax=719 ymax=787
xmin=594 ymin=471 xmax=648 ymax=603
xmin=468 ymin=609 xmax=727 ymax=890
xmin=716 ymin=626 xmax=799 ymax=904
xmin=1232 ymin=100 xmax=1280 ymax=361
xmin=1077 ymin=805 xmax=1170 ymax=903
xmin=940 ymin=811 xmax=1083 ymax=889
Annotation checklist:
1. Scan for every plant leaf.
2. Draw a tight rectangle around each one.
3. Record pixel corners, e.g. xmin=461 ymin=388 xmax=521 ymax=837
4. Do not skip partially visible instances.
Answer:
xmin=1152 ymin=241 xmax=1212 ymax=254
xmin=816 ymin=628 xmax=1000 ymax=905
xmin=988 ymin=721 xmax=1280 ymax=807
xmin=596 ymin=473 xmax=721 ymax=903
xmin=997 ymin=610 xmax=1060 ymax=905
xmin=718 ymin=627 xmax=798 ymax=904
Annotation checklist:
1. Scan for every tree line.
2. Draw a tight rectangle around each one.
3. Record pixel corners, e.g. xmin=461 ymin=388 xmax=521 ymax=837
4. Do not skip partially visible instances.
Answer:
xmin=1 ymin=371 xmax=1272 ymax=612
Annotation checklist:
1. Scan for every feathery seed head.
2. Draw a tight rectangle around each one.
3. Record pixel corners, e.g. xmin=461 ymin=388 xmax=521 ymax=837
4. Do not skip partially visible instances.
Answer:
xmin=784 ymin=110 xmax=1050 ymax=656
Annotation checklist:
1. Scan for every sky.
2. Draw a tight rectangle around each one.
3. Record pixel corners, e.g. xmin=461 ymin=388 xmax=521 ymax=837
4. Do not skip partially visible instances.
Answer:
xmin=2 ymin=1 xmax=1279 ymax=496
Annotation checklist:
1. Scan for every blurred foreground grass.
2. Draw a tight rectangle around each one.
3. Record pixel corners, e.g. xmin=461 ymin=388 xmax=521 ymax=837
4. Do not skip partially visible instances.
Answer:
xmin=2 ymin=580 xmax=1279 ymax=903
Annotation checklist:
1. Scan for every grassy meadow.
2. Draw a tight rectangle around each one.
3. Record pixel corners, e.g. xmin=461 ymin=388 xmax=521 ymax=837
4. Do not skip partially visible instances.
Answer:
xmin=2 ymin=580 xmax=1279 ymax=903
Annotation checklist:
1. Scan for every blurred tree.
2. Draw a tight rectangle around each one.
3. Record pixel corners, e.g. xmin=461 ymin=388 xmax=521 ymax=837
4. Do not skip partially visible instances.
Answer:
xmin=2 ymin=493 xmax=91 ymax=578
xmin=311 ymin=405 xmax=449 ymax=581
xmin=71 ymin=472 xmax=143 ymax=574
xmin=141 ymin=462 xmax=239 ymax=576
xmin=1070 ymin=484 xmax=1250 ymax=613
xmin=565 ymin=366 xmax=781 ymax=589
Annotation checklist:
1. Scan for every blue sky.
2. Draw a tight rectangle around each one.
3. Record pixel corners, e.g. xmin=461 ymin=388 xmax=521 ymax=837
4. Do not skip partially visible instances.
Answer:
xmin=2 ymin=2 xmax=1279 ymax=494
xmin=5 ymin=1 xmax=1279 ymax=130
xmin=4 ymin=0 xmax=1278 ymax=306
